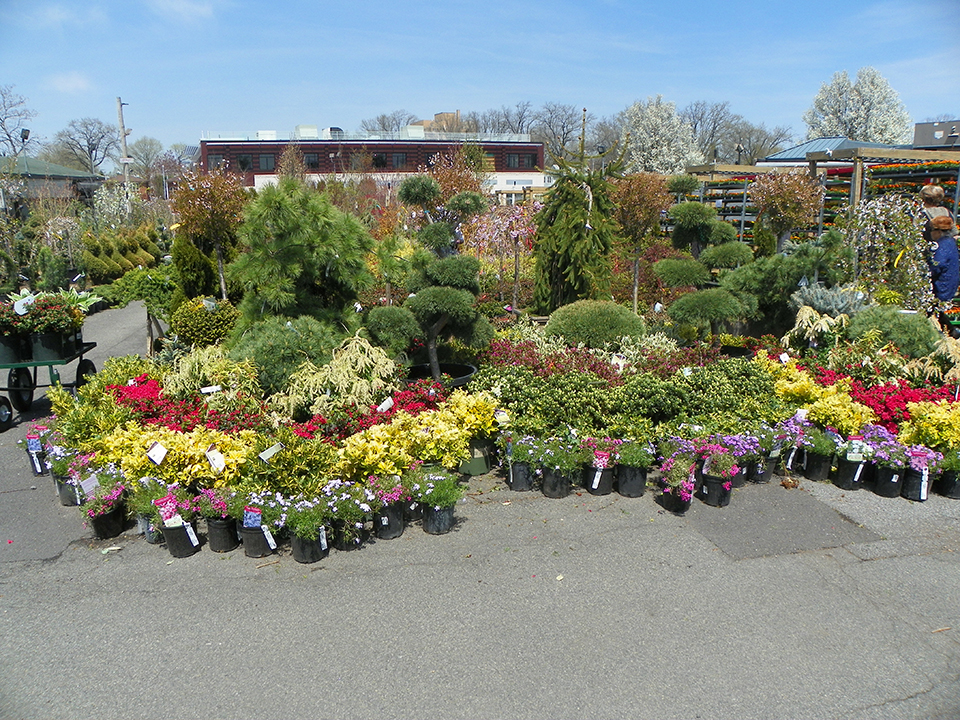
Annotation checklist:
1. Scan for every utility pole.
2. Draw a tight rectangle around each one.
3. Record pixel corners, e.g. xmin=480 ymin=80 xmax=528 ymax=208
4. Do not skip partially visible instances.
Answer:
xmin=116 ymin=97 xmax=132 ymax=185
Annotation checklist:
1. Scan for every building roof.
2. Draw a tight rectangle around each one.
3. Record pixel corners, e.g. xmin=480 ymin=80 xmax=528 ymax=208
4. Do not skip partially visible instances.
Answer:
xmin=763 ymin=137 xmax=905 ymax=162
xmin=0 ymin=155 xmax=102 ymax=179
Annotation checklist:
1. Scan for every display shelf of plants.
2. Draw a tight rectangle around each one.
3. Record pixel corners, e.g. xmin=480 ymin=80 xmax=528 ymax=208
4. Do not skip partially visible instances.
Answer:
xmin=700 ymin=180 xmax=757 ymax=226
xmin=20 ymin=312 xmax=960 ymax=566
xmin=868 ymin=161 xmax=959 ymax=204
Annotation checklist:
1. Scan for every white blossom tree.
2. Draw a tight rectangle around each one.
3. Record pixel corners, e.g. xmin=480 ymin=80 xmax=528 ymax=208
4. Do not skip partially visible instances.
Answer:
xmin=803 ymin=67 xmax=912 ymax=143
xmin=621 ymin=96 xmax=703 ymax=175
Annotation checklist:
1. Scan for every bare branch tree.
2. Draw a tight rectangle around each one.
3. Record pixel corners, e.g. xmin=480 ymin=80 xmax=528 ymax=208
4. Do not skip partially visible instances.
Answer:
xmin=0 ymin=85 xmax=38 ymax=156
xmin=359 ymin=110 xmax=420 ymax=134
xmin=49 ymin=118 xmax=120 ymax=173
xmin=532 ymin=102 xmax=593 ymax=158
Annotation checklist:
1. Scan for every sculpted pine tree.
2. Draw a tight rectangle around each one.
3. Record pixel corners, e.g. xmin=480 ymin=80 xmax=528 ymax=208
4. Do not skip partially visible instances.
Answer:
xmin=803 ymin=67 xmax=911 ymax=143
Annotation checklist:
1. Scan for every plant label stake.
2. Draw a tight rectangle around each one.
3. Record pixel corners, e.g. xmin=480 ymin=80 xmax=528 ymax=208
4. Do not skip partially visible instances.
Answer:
xmin=146 ymin=442 xmax=167 ymax=465
xmin=205 ymin=444 xmax=226 ymax=473
xmin=258 ymin=443 xmax=283 ymax=463
xmin=262 ymin=526 xmax=277 ymax=550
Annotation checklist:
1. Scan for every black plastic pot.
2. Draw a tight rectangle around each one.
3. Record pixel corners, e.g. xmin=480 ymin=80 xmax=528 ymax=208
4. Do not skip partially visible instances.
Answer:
xmin=375 ymin=503 xmax=405 ymax=540
xmin=541 ymin=469 xmax=573 ymax=499
xmin=239 ymin=524 xmax=275 ymax=558
xmin=872 ymin=464 xmax=905 ymax=498
xmin=583 ymin=464 xmax=615 ymax=495
xmin=901 ymin=468 xmax=934 ymax=502
xmin=291 ymin=533 xmax=329 ymax=563
xmin=161 ymin=522 xmax=200 ymax=558
xmin=422 ymin=505 xmax=456 ymax=535
xmin=748 ymin=457 xmax=777 ymax=484
xmin=509 ymin=462 xmax=535 ymax=491
xmin=803 ymin=452 xmax=833 ymax=482
xmin=698 ymin=475 xmax=731 ymax=507
xmin=206 ymin=517 xmax=240 ymax=553
xmin=616 ymin=465 xmax=647 ymax=497
xmin=833 ymin=458 xmax=867 ymax=491
xmin=933 ymin=470 xmax=960 ymax=499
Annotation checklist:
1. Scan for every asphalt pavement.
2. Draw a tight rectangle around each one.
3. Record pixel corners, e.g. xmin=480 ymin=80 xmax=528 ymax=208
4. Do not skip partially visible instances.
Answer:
xmin=0 ymin=302 xmax=958 ymax=720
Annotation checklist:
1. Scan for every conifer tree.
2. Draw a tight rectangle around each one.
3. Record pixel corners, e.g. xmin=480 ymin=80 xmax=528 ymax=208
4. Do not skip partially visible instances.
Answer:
xmin=532 ymin=112 xmax=622 ymax=314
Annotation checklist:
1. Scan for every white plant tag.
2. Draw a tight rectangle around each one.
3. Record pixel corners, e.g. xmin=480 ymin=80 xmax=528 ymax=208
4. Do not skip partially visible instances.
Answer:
xmin=786 ymin=448 xmax=797 ymax=470
xmin=28 ymin=452 xmax=43 ymax=475
xmin=318 ymin=527 xmax=328 ymax=551
xmin=381 ymin=515 xmax=389 ymax=526
xmin=146 ymin=441 xmax=167 ymax=465
xmin=80 ymin=476 xmax=99 ymax=498
xmin=164 ymin=514 xmax=185 ymax=527
xmin=921 ymin=468 xmax=929 ymax=500
xmin=262 ymin=526 xmax=277 ymax=550
xmin=891 ymin=473 xmax=899 ymax=483
xmin=205 ymin=444 xmax=226 ymax=473
xmin=13 ymin=296 xmax=35 ymax=315
xmin=200 ymin=385 xmax=222 ymax=394
xmin=376 ymin=396 xmax=395 ymax=413
xmin=853 ymin=463 xmax=864 ymax=484
xmin=592 ymin=468 xmax=602 ymax=489
xmin=494 ymin=409 xmax=510 ymax=424
xmin=258 ymin=443 xmax=284 ymax=462
xmin=185 ymin=524 xmax=199 ymax=546
xmin=779 ymin=353 xmax=790 ymax=363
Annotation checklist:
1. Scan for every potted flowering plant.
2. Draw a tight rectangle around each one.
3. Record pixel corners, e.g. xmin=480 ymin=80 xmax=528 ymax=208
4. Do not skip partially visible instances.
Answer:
xmin=534 ymin=435 xmax=587 ymax=499
xmin=368 ymin=474 xmax=408 ymax=539
xmin=695 ymin=440 xmax=740 ymax=507
xmin=321 ymin=479 xmax=376 ymax=550
xmin=657 ymin=437 xmax=697 ymax=514
xmin=20 ymin=419 xmax=52 ymax=476
xmin=580 ymin=436 xmax=622 ymax=496
xmin=231 ymin=490 xmax=290 ymax=558
xmin=861 ymin=424 xmax=907 ymax=498
xmin=0 ymin=300 xmax=27 ymax=363
xmin=152 ymin=483 xmax=201 ymax=557
xmin=615 ymin=439 xmax=654 ymax=497
xmin=127 ymin=476 xmax=170 ymax=543
xmin=902 ymin=445 xmax=942 ymax=502
xmin=15 ymin=292 xmax=85 ymax=361
xmin=775 ymin=412 xmax=813 ymax=474
xmin=410 ymin=468 xmax=465 ymax=535
xmin=285 ymin=496 xmax=332 ymax=563
xmin=934 ymin=448 xmax=960 ymax=498
xmin=497 ymin=433 xmax=542 ymax=492
xmin=82 ymin=477 xmax=127 ymax=540
xmin=194 ymin=487 xmax=240 ymax=553
xmin=701 ymin=433 xmax=760 ymax=487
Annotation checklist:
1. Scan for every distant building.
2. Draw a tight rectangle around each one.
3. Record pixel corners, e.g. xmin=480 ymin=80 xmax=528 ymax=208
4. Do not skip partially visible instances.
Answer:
xmin=0 ymin=156 xmax=103 ymax=216
xmin=195 ymin=125 xmax=549 ymax=205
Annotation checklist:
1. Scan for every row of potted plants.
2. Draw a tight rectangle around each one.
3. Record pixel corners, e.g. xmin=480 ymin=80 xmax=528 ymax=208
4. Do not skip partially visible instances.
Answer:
xmin=0 ymin=289 xmax=102 ymax=363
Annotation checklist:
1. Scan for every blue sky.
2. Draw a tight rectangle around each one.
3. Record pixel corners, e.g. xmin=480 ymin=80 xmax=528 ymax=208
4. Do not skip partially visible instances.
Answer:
xmin=1 ymin=0 xmax=958 ymax=152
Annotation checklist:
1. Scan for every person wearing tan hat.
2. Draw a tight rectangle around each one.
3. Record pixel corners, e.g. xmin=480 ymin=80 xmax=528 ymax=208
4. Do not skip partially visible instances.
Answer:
xmin=920 ymin=184 xmax=956 ymax=241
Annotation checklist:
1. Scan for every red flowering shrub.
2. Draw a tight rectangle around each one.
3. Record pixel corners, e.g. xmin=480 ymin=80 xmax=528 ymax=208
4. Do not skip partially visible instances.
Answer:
xmin=108 ymin=374 xmax=264 ymax=434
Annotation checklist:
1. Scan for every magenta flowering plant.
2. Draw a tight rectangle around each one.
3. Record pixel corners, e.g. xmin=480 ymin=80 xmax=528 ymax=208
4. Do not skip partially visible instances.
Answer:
xmin=696 ymin=442 xmax=740 ymax=479
xmin=581 ymin=436 xmax=622 ymax=469
xmin=658 ymin=437 xmax=697 ymax=501
xmin=367 ymin=475 xmax=408 ymax=505
xmin=83 ymin=480 xmax=126 ymax=519
xmin=152 ymin=484 xmax=197 ymax=523
xmin=193 ymin=487 xmax=235 ymax=519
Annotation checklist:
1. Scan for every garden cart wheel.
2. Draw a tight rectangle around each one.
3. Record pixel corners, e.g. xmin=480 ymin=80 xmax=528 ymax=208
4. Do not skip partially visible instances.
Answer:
xmin=8 ymin=367 xmax=34 ymax=412
xmin=75 ymin=359 xmax=97 ymax=389
xmin=0 ymin=396 xmax=12 ymax=432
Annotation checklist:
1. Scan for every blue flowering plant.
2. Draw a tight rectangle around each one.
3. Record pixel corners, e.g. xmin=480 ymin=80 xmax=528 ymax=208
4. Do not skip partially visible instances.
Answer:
xmin=321 ymin=479 xmax=377 ymax=545
xmin=285 ymin=495 xmax=332 ymax=541
xmin=410 ymin=468 xmax=465 ymax=510
xmin=534 ymin=434 xmax=588 ymax=475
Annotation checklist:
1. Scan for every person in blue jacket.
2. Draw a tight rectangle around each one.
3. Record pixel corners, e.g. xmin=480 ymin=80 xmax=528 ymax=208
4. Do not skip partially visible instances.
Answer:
xmin=928 ymin=215 xmax=959 ymax=302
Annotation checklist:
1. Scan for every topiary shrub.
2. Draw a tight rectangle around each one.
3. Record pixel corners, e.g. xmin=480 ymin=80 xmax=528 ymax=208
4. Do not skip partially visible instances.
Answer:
xmin=366 ymin=305 xmax=423 ymax=358
xmin=667 ymin=288 xmax=756 ymax=336
xmin=544 ymin=300 xmax=645 ymax=349
xmin=170 ymin=297 xmax=241 ymax=348
xmin=226 ymin=315 xmax=341 ymax=396
xmin=699 ymin=242 xmax=754 ymax=270
xmin=709 ymin=222 xmax=738 ymax=246
xmin=847 ymin=305 xmax=941 ymax=359
xmin=653 ymin=258 xmax=711 ymax=287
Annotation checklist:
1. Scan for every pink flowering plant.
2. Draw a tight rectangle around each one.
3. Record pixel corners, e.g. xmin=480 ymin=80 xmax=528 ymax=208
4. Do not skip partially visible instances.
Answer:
xmin=83 ymin=479 xmax=126 ymax=520
xmin=151 ymin=483 xmax=197 ymax=523
xmin=193 ymin=487 xmax=236 ymax=519
xmin=905 ymin=445 xmax=943 ymax=474
xmin=581 ymin=436 xmax=622 ymax=469
xmin=367 ymin=474 xmax=409 ymax=506
xmin=658 ymin=437 xmax=697 ymax=502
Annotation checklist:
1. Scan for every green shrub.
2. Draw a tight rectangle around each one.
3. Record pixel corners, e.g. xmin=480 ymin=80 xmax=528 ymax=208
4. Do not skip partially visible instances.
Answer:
xmin=424 ymin=255 xmax=481 ymax=293
xmin=847 ymin=305 xmax=941 ymax=359
xmin=667 ymin=288 xmax=755 ymax=332
xmin=545 ymin=300 xmax=645 ymax=349
xmin=653 ymin=258 xmax=711 ymax=287
xmin=609 ymin=373 xmax=690 ymax=425
xmin=227 ymin=315 xmax=342 ymax=396
xmin=365 ymin=306 xmax=422 ymax=358
xmin=699 ymin=242 xmax=754 ymax=270
xmin=709 ymin=222 xmax=738 ymax=246
xmin=170 ymin=297 xmax=241 ymax=347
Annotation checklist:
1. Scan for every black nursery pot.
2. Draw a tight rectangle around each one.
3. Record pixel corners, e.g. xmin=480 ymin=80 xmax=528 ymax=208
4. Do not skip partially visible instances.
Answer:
xmin=509 ymin=462 xmax=535 ymax=492
xmin=206 ymin=517 xmax=240 ymax=553
xmin=541 ymin=469 xmax=573 ymax=499
xmin=833 ymin=458 xmax=866 ymax=491
xmin=616 ymin=465 xmax=647 ymax=497
xmin=583 ymin=464 xmax=615 ymax=496
xmin=933 ymin=470 xmax=960 ymax=499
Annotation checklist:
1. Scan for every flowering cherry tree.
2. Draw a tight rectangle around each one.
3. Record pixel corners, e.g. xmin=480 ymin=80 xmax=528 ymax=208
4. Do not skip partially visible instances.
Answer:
xmin=471 ymin=201 xmax=541 ymax=310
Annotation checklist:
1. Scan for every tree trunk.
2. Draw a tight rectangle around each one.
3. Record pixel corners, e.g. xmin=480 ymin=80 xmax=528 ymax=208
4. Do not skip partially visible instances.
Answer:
xmin=427 ymin=314 xmax=450 ymax=381
xmin=632 ymin=248 xmax=640 ymax=315
xmin=776 ymin=229 xmax=791 ymax=254
xmin=214 ymin=240 xmax=228 ymax=300
xmin=513 ymin=242 xmax=521 ymax=313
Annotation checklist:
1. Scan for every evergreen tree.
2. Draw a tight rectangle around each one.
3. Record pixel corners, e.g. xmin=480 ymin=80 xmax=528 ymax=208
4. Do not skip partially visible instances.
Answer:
xmin=532 ymin=122 xmax=622 ymax=314
xmin=228 ymin=177 xmax=374 ymax=328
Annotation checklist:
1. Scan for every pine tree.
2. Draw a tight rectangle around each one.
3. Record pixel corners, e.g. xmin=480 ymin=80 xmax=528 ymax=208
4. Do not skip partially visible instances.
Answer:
xmin=532 ymin=116 xmax=622 ymax=314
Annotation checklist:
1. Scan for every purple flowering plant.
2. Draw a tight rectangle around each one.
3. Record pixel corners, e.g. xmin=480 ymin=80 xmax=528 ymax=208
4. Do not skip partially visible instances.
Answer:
xmin=658 ymin=437 xmax=697 ymax=501
xmin=905 ymin=445 xmax=942 ymax=474
xmin=860 ymin=424 xmax=907 ymax=469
